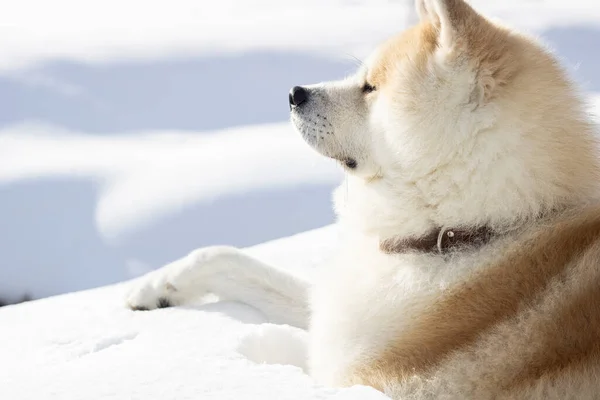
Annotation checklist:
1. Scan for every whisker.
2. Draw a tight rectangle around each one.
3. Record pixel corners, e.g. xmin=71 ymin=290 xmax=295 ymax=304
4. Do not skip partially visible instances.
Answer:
xmin=343 ymin=53 xmax=365 ymax=68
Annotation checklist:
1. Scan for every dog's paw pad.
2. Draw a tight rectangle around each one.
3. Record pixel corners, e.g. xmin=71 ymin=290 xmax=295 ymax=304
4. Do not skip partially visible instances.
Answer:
xmin=130 ymin=305 xmax=150 ymax=311
xmin=157 ymin=297 xmax=172 ymax=309
xmin=125 ymin=276 xmax=178 ymax=311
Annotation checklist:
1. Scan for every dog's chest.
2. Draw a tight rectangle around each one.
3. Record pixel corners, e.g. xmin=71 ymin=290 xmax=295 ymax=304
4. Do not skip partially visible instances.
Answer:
xmin=307 ymin=244 xmax=480 ymax=385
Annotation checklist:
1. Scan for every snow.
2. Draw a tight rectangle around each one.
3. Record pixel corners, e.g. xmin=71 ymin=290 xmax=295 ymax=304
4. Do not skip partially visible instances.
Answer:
xmin=0 ymin=122 xmax=340 ymax=241
xmin=2 ymin=0 xmax=600 ymax=398
xmin=0 ymin=226 xmax=387 ymax=400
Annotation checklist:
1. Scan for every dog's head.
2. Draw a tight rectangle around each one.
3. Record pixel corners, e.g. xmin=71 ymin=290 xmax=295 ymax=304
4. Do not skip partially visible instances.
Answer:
xmin=290 ymin=0 xmax=600 ymax=237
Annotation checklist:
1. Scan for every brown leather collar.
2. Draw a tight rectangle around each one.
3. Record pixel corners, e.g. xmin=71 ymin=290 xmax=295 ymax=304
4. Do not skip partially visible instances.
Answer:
xmin=380 ymin=225 xmax=494 ymax=255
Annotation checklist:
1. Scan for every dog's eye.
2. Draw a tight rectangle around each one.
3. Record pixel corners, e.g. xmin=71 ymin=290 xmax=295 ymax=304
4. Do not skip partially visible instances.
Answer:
xmin=362 ymin=82 xmax=376 ymax=94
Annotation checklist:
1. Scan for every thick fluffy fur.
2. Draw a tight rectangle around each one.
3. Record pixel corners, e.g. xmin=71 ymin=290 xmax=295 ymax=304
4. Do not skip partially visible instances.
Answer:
xmin=125 ymin=0 xmax=600 ymax=398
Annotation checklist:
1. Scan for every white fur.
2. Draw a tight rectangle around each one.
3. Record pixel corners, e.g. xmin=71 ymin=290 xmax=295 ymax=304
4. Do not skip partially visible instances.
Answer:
xmin=126 ymin=246 xmax=309 ymax=329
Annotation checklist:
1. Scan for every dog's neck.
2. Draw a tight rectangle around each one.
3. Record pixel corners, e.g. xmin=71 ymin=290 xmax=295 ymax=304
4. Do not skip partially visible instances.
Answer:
xmin=334 ymin=156 xmax=594 ymax=256
xmin=377 ymin=205 xmax=572 ymax=255
xmin=379 ymin=225 xmax=494 ymax=255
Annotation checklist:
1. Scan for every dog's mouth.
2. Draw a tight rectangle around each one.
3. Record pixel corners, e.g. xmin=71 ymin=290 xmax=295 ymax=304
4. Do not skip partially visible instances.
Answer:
xmin=290 ymin=112 xmax=360 ymax=171
xmin=289 ymin=103 xmax=363 ymax=173
xmin=290 ymin=111 xmax=325 ymax=147
xmin=341 ymin=158 xmax=357 ymax=170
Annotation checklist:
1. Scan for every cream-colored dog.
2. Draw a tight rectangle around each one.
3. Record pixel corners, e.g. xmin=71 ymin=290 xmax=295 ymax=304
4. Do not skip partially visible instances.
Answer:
xmin=126 ymin=1 xmax=600 ymax=398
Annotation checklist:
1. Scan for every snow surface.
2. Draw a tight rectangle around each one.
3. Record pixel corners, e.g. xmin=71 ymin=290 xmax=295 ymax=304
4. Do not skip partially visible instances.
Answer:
xmin=0 ymin=226 xmax=388 ymax=400
xmin=2 ymin=0 xmax=600 ymax=398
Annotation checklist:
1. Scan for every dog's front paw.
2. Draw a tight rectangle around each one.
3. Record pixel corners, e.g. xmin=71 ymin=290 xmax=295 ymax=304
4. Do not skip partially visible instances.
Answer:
xmin=125 ymin=271 xmax=180 ymax=311
xmin=124 ymin=245 xmax=238 ymax=311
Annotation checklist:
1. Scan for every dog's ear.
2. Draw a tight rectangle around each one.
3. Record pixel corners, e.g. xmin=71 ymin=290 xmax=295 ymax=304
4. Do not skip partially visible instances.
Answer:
xmin=415 ymin=0 xmax=480 ymax=51
xmin=416 ymin=0 xmax=512 ymax=103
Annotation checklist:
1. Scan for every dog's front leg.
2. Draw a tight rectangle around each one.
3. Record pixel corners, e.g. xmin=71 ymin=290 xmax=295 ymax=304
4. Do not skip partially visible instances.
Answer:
xmin=125 ymin=246 xmax=310 ymax=329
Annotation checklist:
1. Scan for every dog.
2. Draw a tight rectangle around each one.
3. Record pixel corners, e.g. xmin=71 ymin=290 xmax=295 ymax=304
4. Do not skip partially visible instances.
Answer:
xmin=126 ymin=0 xmax=600 ymax=398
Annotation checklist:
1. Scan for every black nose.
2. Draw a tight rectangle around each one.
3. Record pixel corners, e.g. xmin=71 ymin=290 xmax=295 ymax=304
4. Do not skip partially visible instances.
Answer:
xmin=289 ymin=86 xmax=307 ymax=108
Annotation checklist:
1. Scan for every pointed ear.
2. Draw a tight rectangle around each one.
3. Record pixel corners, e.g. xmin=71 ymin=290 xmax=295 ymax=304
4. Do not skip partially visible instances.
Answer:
xmin=415 ymin=0 xmax=480 ymax=50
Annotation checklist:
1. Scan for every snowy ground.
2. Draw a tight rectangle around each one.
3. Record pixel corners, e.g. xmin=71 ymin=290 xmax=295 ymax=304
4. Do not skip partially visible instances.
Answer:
xmin=0 ymin=226 xmax=387 ymax=400
xmin=2 ymin=0 xmax=600 ymax=398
